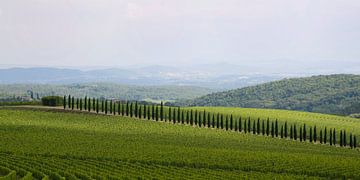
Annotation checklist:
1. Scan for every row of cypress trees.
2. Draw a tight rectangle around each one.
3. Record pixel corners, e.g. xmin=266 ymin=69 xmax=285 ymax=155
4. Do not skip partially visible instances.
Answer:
xmin=63 ymin=95 xmax=357 ymax=149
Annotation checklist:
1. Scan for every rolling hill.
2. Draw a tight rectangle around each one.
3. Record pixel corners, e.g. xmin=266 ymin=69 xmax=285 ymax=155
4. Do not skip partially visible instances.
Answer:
xmin=172 ymin=74 xmax=360 ymax=116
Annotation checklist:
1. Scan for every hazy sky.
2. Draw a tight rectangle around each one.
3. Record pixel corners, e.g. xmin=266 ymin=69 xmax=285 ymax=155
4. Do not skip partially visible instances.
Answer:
xmin=0 ymin=0 xmax=360 ymax=68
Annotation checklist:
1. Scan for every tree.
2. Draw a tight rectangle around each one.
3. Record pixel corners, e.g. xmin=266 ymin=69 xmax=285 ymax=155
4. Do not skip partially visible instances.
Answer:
xmin=155 ymin=105 xmax=159 ymax=121
xmin=195 ymin=110 xmax=198 ymax=126
xmin=147 ymin=105 xmax=151 ymax=120
xmin=186 ymin=111 xmax=190 ymax=124
xmin=198 ymin=110 xmax=202 ymax=127
xmin=138 ymin=105 xmax=142 ymax=119
xmin=68 ymin=95 xmax=71 ymax=109
xmin=93 ymin=98 xmax=95 ymax=111
xmin=324 ymin=127 xmax=327 ymax=144
xmin=225 ymin=115 xmax=228 ymax=130
xmin=294 ymin=125 xmax=297 ymax=140
xmin=244 ymin=119 xmax=247 ymax=133
xmin=203 ymin=110 xmax=206 ymax=127
xmin=252 ymin=120 xmax=256 ymax=134
xmin=63 ymin=95 xmax=66 ymax=109
xmin=105 ymin=100 xmax=108 ymax=114
xmin=84 ymin=96 xmax=87 ymax=110
xmin=88 ymin=98 xmax=91 ymax=112
xmin=216 ymin=113 xmax=219 ymax=129
xmin=152 ymin=104 xmax=155 ymax=120
xmin=190 ymin=110 xmax=194 ymax=126
xmin=212 ymin=114 xmax=215 ymax=128
xmin=96 ymin=99 xmax=99 ymax=113
xmin=207 ymin=112 xmax=211 ymax=128
xmin=290 ymin=125 xmax=293 ymax=139
xmin=350 ymin=133 xmax=353 ymax=148
xmin=160 ymin=102 xmax=164 ymax=121
xmin=101 ymin=100 xmax=104 ymax=113
xmin=134 ymin=101 xmax=138 ymax=118
xmin=126 ymin=101 xmax=129 ymax=116
xmin=284 ymin=122 xmax=288 ymax=138
xmin=130 ymin=102 xmax=133 ymax=117
xmin=178 ymin=107 xmax=181 ymax=124
xmin=257 ymin=118 xmax=260 ymax=134
xmin=300 ymin=128 xmax=303 ymax=142
xmin=239 ymin=117 xmax=242 ymax=132
xmin=262 ymin=120 xmax=265 ymax=135
xmin=248 ymin=117 xmax=251 ymax=133
xmin=182 ymin=110 xmax=185 ymax=124
xmin=320 ymin=130 xmax=323 ymax=144
xmin=143 ymin=105 xmax=147 ymax=119
xmin=343 ymin=130 xmax=347 ymax=147
xmin=340 ymin=130 xmax=343 ymax=147
xmin=313 ymin=126 xmax=317 ymax=143
xmin=330 ymin=129 xmax=333 ymax=145
xmin=221 ymin=114 xmax=224 ymax=129
xmin=309 ymin=127 xmax=313 ymax=143
xmin=168 ymin=107 xmax=172 ymax=123
xmin=303 ymin=124 xmax=306 ymax=141
xmin=71 ymin=96 xmax=74 ymax=110
xmin=118 ymin=102 xmax=120 ymax=115
xmin=80 ymin=98 xmax=83 ymax=111
xmin=76 ymin=98 xmax=79 ymax=110
xmin=333 ymin=129 xmax=336 ymax=146
xmin=172 ymin=107 xmax=176 ymax=124
xmin=229 ymin=114 xmax=233 ymax=130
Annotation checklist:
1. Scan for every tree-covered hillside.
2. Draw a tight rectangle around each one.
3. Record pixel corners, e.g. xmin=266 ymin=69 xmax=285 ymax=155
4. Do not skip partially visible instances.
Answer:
xmin=171 ymin=74 xmax=360 ymax=116
xmin=0 ymin=83 xmax=213 ymax=102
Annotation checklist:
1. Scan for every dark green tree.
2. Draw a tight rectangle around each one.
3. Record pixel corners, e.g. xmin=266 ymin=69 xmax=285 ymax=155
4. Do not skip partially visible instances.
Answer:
xmin=284 ymin=122 xmax=288 ymax=138
xmin=262 ymin=120 xmax=265 ymax=135
xmin=300 ymin=128 xmax=303 ymax=142
xmin=96 ymin=99 xmax=99 ymax=113
xmin=257 ymin=118 xmax=260 ymax=134
xmin=173 ymin=107 xmax=176 ymax=124
xmin=320 ymin=130 xmax=323 ymax=144
xmin=76 ymin=98 xmax=79 ymax=110
xmin=303 ymin=124 xmax=306 ymax=141
xmin=266 ymin=118 xmax=270 ymax=136
xmin=207 ymin=112 xmax=211 ymax=128
xmin=313 ymin=126 xmax=317 ymax=143
xmin=244 ymin=119 xmax=247 ymax=133
xmin=160 ymin=102 xmax=163 ymax=121
xmin=324 ymin=127 xmax=327 ymax=144
xmin=252 ymin=120 xmax=256 ymax=134
xmin=181 ymin=110 xmax=185 ymax=124
xmin=333 ymin=129 xmax=336 ymax=145
xmin=212 ymin=114 xmax=215 ymax=128
xmin=68 ymin=95 xmax=71 ymax=109
xmin=216 ymin=113 xmax=219 ymax=129
xmin=118 ymin=102 xmax=120 ymax=115
xmin=151 ymin=104 xmax=155 ymax=120
xmin=134 ymin=101 xmax=138 ymax=118
xmin=195 ymin=110 xmax=198 ymax=126
xmin=310 ymin=127 xmax=313 ymax=143
xmin=198 ymin=111 xmax=202 ymax=127
xmin=294 ymin=125 xmax=297 ymax=140
xmin=330 ymin=129 xmax=333 ymax=145
xmin=350 ymin=133 xmax=353 ymax=149
xmin=225 ymin=115 xmax=228 ymax=130
xmin=155 ymin=105 xmax=159 ymax=121
xmin=130 ymin=102 xmax=133 ymax=117
xmin=126 ymin=101 xmax=129 ymax=116
xmin=248 ymin=118 xmax=251 ymax=133
xmin=239 ymin=117 xmax=242 ymax=132
xmin=290 ymin=125 xmax=293 ymax=139
xmin=138 ymin=105 xmax=142 ymax=119
xmin=221 ymin=114 xmax=224 ymax=129
xmin=80 ymin=98 xmax=83 ymax=111
xmin=186 ymin=111 xmax=190 ymax=124
xmin=354 ymin=136 xmax=357 ymax=148
xmin=84 ymin=96 xmax=87 ymax=110
xmin=147 ymin=105 xmax=151 ymax=120
xmin=190 ymin=110 xmax=193 ymax=126
xmin=275 ymin=119 xmax=278 ymax=137
xmin=88 ymin=98 xmax=91 ymax=112
xmin=71 ymin=96 xmax=74 ymax=110
xmin=63 ymin=95 xmax=66 ymax=109
xmin=168 ymin=107 xmax=172 ymax=123
xmin=340 ymin=130 xmax=343 ymax=147
xmin=271 ymin=122 xmax=274 ymax=137
xmin=93 ymin=98 xmax=96 ymax=111
xmin=101 ymin=100 xmax=104 ymax=113
xmin=105 ymin=100 xmax=108 ymax=114
xmin=178 ymin=107 xmax=181 ymax=124
xmin=143 ymin=105 xmax=147 ymax=119
xmin=203 ymin=110 xmax=206 ymax=127
xmin=343 ymin=130 xmax=347 ymax=147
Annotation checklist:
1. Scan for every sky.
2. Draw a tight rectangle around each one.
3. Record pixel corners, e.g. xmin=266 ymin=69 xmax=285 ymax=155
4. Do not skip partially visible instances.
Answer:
xmin=0 ymin=0 xmax=360 ymax=69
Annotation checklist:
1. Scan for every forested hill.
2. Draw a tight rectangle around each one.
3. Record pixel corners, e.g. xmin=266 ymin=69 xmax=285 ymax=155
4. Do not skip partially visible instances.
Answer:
xmin=171 ymin=74 xmax=360 ymax=116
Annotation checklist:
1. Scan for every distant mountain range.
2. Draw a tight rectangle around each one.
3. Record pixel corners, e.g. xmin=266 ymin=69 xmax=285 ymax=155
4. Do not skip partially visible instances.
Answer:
xmin=170 ymin=74 xmax=360 ymax=116
xmin=0 ymin=66 xmax=284 ymax=89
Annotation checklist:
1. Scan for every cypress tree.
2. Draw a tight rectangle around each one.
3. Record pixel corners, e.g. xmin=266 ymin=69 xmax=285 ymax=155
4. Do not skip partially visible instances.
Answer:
xmin=300 ymin=128 xmax=303 ymax=142
xmin=80 ymin=98 xmax=83 ymax=111
xmin=216 ymin=113 xmax=219 ymax=129
xmin=93 ymin=98 xmax=96 ymax=111
xmin=76 ymin=98 xmax=79 ymax=110
xmin=134 ymin=102 xmax=138 ymax=118
xmin=324 ymin=128 xmax=327 ymax=144
xmin=130 ymin=102 xmax=133 ymax=117
xmin=294 ymin=125 xmax=297 ymax=140
xmin=63 ymin=95 xmax=66 ymax=109
xmin=96 ymin=99 xmax=99 ymax=113
xmin=284 ymin=122 xmax=288 ymax=138
xmin=330 ymin=129 xmax=333 ymax=145
xmin=262 ymin=120 xmax=265 ymax=135
xmin=190 ymin=110 xmax=193 ymax=126
xmin=257 ymin=118 xmax=260 ymax=134
xmin=173 ymin=107 xmax=176 ymax=124
xmin=320 ymin=130 xmax=323 ymax=144
xmin=126 ymin=101 xmax=129 ymax=116
xmin=203 ymin=110 xmax=206 ymax=127
xmin=234 ymin=116 xmax=238 ymax=131
xmin=105 ymin=100 xmax=108 ymax=114
xmin=333 ymin=129 xmax=336 ymax=146
xmin=343 ymin=130 xmax=347 ymax=147
xmin=121 ymin=102 xmax=125 ymax=116
xmin=160 ymin=102 xmax=163 ymax=121
xmin=271 ymin=122 xmax=274 ymax=138
xmin=266 ymin=118 xmax=270 ymax=136
xmin=225 ymin=115 xmax=228 ymax=130
xmin=212 ymin=114 xmax=215 ymax=128
xmin=281 ymin=126 xmax=284 ymax=138
xmin=138 ymin=105 xmax=142 ymax=118
xmin=252 ymin=120 xmax=256 ymax=134
xmin=230 ymin=115 xmax=233 ymax=130
xmin=239 ymin=117 xmax=242 ymax=132
xmin=143 ymin=105 xmax=147 ymax=119
xmin=147 ymin=105 xmax=150 ymax=120
xmin=186 ymin=111 xmax=190 ymax=124
xmin=118 ymin=102 xmax=120 ymax=115
xmin=88 ymin=98 xmax=91 ymax=112
xmin=244 ymin=119 xmax=247 ymax=133
xmin=310 ymin=127 xmax=313 ymax=143
xmin=303 ymin=124 xmax=306 ymax=141
xmin=275 ymin=119 xmax=278 ymax=137
xmin=84 ymin=96 xmax=87 ymax=110
xmin=198 ymin=110 xmax=201 ymax=127
xmin=350 ymin=133 xmax=353 ymax=149
xmin=68 ymin=95 xmax=71 ymax=109
xmin=181 ymin=110 xmax=185 ymax=124
xmin=71 ymin=96 xmax=74 ymax=110
xmin=178 ymin=107 xmax=181 ymax=124
xmin=101 ymin=100 xmax=104 ymax=113
xmin=314 ymin=126 xmax=317 ymax=143
xmin=290 ymin=125 xmax=293 ymax=139
xmin=340 ymin=130 xmax=343 ymax=147
xmin=168 ymin=107 xmax=172 ymax=123
xmin=207 ymin=112 xmax=211 ymax=128
xmin=155 ymin=105 xmax=159 ymax=121
xmin=151 ymin=104 xmax=155 ymax=120
xmin=113 ymin=102 xmax=116 ymax=115
xmin=195 ymin=110 xmax=198 ymax=126
xmin=248 ymin=117 xmax=251 ymax=133
xmin=221 ymin=114 xmax=224 ymax=129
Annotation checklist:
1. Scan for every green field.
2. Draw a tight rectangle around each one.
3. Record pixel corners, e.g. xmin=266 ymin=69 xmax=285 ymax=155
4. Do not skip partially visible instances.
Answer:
xmin=0 ymin=107 xmax=360 ymax=179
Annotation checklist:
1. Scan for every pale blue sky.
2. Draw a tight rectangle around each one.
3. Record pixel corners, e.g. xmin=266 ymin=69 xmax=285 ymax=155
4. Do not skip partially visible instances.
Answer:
xmin=0 ymin=0 xmax=359 ymax=68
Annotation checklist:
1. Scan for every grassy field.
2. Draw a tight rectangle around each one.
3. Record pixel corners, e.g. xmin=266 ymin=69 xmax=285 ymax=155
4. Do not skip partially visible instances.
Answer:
xmin=0 ymin=107 xmax=360 ymax=179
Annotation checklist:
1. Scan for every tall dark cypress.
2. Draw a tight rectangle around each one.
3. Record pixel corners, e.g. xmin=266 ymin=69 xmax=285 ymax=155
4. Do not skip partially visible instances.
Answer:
xmin=252 ymin=120 xmax=256 ymax=134
xmin=130 ymin=102 xmax=133 ymax=117
xmin=96 ymin=99 xmax=99 ymax=113
xmin=118 ymin=102 xmax=120 ymax=115
xmin=198 ymin=112 xmax=202 ymax=127
xmin=134 ymin=101 xmax=138 ymax=118
xmin=71 ymin=96 xmax=74 ymax=110
xmin=168 ymin=107 xmax=172 ymax=123
xmin=294 ymin=125 xmax=297 ymax=140
xmin=203 ymin=110 xmax=206 ymax=127
xmin=113 ymin=102 xmax=116 ymax=115
xmin=101 ymin=100 xmax=104 ymax=113
xmin=262 ymin=120 xmax=265 ymax=135
xmin=221 ymin=114 xmax=224 ymax=129
xmin=320 ymin=130 xmax=323 ymax=144
xmin=271 ymin=122 xmax=274 ymax=137
xmin=275 ymin=120 xmax=278 ymax=137
xmin=138 ymin=105 xmax=142 ymax=119
xmin=290 ymin=126 xmax=293 ymax=139
xmin=190 ymin=110 xmax=194 ymax=126
xmin=257 ymin=118 xmax=260 ymax=134
xmin=143 ymin=105 xmax=147 ymax=119
xmin=239 ymin=117 xmax=242 ymax=132
xmin=155 ymin=105 xmax=159 ymax=121
xmin=234 ymin=116 xmax=238 ymax=131
xmin=313 ymin=126 xmax=317 ymax=143
xmin=248 ymin=117 xmax=251 ymax=133
xmin=207 ymin=112 xmax=211 ymax=128
xmin=105 ymin=100 xmax=108 ymax=114
xmin=88 ymin=98 xmax=91 ymax=112
xmin=216 ymin=113 xmax=219 ymax=129
xmin=266 ymin=118 xmax=270 ymax=136
xmin=343 ymin=130 xmax=347 ymax=147
xmin=68 ymin=95 xmax=71 ymax=109
xmin=284 ymin=122 xmax=288 ymax=138
xmin=281 ymin=126 xmax=284 ymax=138
xmin=195 ymin=110 xmax=198 ymax=126
xmin=147 ymin=105 xmax=150 ymax=120
xmin=172 ymin=107 xmax=176 ymax=124
xmin=80 ymin=98 xmax=83 ymax=111
xmin=160 ymin=102 xmax=163 ymax=121
xmin=122 ymin=102 xmax=125 ymax=116
xmin=151 ymin=104 xmax=155 ymax=120
xmin=310 ymin=127 xmax=313 ymax=143
xmin=303 ymin=124 xmax=306 ymax=141
xmin=126 ymin=101 xmax=129 ymax=116
xmin=76 ymin=98 xmax=79 ymax=110
xmin=186 ymin=111 xmax=190 ymax=124
xmin=93 ymin=98 xmax=96 ymax=111
xmin=181 ymin=110 xmax=184 ymax=124
xmin=63 ymin=95 xmax=66 ymax=109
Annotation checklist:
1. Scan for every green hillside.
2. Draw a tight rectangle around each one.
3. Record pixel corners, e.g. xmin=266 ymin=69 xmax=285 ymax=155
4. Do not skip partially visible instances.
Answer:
xmin=0 ymin=107 xmax=359 ymax=179
xmin=174 ymin=74 xmax=360 ymax=116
